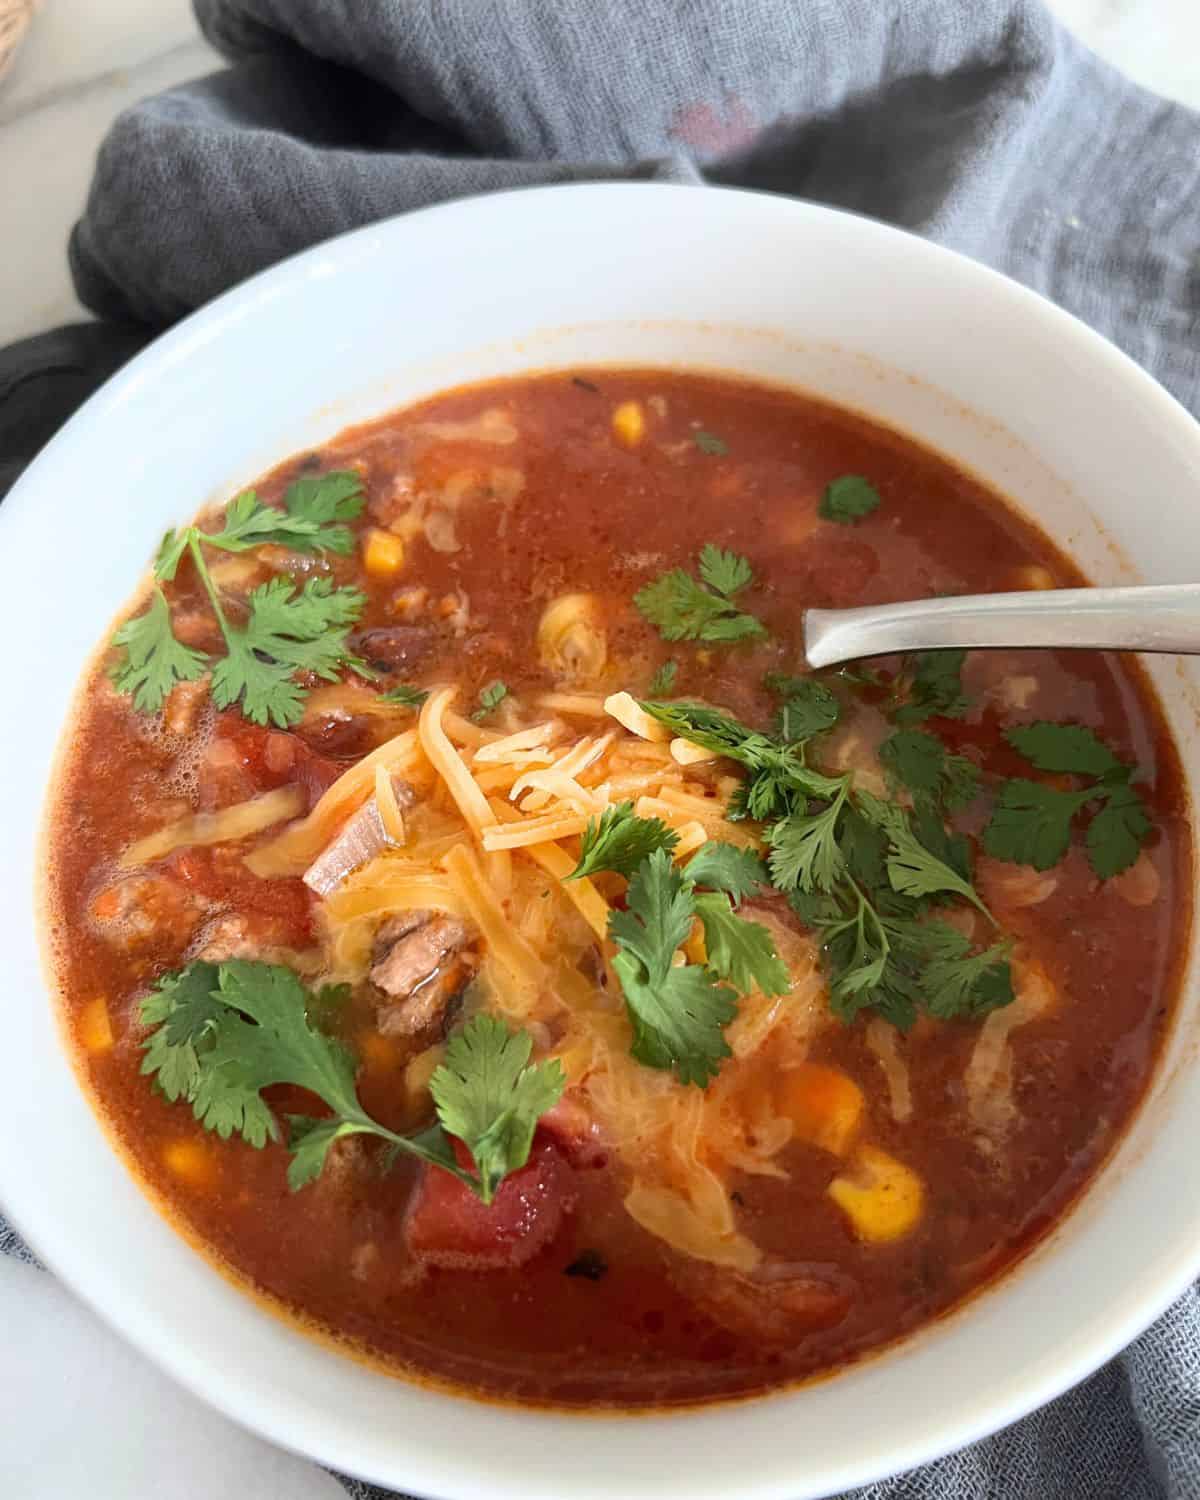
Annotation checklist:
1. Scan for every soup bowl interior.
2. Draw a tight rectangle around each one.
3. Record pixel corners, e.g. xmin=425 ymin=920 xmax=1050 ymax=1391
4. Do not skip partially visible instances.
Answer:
xmin=1 ymin=183 xmax=1199 ymax=1500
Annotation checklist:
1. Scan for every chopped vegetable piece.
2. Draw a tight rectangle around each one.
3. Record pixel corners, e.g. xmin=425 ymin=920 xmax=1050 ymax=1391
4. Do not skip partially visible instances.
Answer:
xmin=892 ymin=649 xmax=969 ymax=726
xmin=984 ymin=722 xmax=1152 ymax=878
xmin=471 ymin=680 xmax=510 ymax=722
xmin=649 ymin=660 xmax=678 ymax=696
xmin=612 ymin=401 xmax=646 ymax=447
xmin=693 ymin=430 xmax=729 ymax=456
xmin=569 ymin=802 xmax=679 ymax=880
xmin=819 ymin=475 xmax=881 ymax=524
xmin=140 ymin=962 xmax=561 ymax=1202
xmin=381 ymin=683 xmax=430 ymax=708
xmin=827 ymin=1144 xmax=924 ymax=1242
xmin=634 ymin=545 xmax=766 ymax=644
xmin=775 ymin=1063 xmax=864 ymax=1156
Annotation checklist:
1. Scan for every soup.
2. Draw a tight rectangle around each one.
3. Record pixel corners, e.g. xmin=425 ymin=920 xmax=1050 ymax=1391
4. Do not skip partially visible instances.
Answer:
xmin=45 ymin=369 xmax=1188 ymax=1408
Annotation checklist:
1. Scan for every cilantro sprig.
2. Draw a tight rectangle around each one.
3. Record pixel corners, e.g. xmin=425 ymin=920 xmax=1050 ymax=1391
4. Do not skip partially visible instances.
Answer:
xmin=141 ymin=960 xmax=563 ymax=1202
xmin=381 ymin=684 xmax=430 ymax=709
xmin=983 ymin=722 xmax=1151 ymax=878
xmin=609 ymin=845 xmax=786 ymax=1086
xmin=641 ymin=693 xmax=1010 ymax=1027
xmin=110 ymin=472 xmax=370 ymax=726
xmin=635 ymin=545 xmax=766 ymax=644
xmin=569 ymin=801 xmax=679 ymax=880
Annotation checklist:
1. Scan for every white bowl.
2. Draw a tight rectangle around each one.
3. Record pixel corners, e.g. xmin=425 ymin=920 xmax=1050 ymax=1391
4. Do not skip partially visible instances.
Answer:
xmin=2 ymin=183 xmax=1199 ymax=1500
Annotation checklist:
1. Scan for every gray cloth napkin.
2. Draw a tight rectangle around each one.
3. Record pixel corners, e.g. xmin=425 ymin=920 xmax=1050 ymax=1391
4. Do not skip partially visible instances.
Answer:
xmin=6 ymin=0 xmax=1200 ymax=1495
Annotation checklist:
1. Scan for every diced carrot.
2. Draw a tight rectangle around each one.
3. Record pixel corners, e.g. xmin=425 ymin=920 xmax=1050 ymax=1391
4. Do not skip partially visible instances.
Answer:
xmin=79 ymin=997 xmax=114 ymax=1054
xmin=775 ymin=1062 xmax=864 ymax=1157
xmin=362 ymin=527 xmax=405 ymax=578
xmin=163 ymin=1140 xmax=217 ymax=1189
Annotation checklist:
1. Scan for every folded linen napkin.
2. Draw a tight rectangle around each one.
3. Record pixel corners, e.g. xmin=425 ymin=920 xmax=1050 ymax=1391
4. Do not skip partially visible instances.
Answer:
xmin=2 ymin=1 xmax=1199 ymax=1496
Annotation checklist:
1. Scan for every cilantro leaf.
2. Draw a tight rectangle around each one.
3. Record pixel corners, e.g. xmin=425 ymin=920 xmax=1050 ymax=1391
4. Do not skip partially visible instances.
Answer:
xmin=635 ymin=546 xmax=765 ymax=644
xmin=608 ymin=850 xmax=738 ymax=1086
xmin=471 ymin=680 xmax=510 ymax=722
xmin=983 ymin=778 xmax=1091 ymax=870
xmin=861 ymin=795 xmax=992 ymax=919
xmin=429 ymin=1015 xmax=566 ymax=1202
xmin=693 ymin=431 xmax=729 ymax=456
xmin=820 ymin=474 xmax=881 ymax=524
xmin=210 ymin=576 xmax=367 ymax=728
xmin=1005 ymin=722 xmax=1125 ymax=778
xmin=649 ymin=660 xmax=678 ymax=696
xmin=893 ymin=649 xmax=970 ymax=725
xmin=569 ymin=802 xmax=679 ymax=880
xmin=683 ymin=841 xmax=768 ymax=904
xmin=381 ymin=684 xmax=430 ymax=708
xmin=109 ymin=588 xmax=208 ymax=714
xmin=693 ymin=892 xmax=790 ymax=996
xmin=1086 ymin=782 xmax=1152 ymax=879
xmin=205 ymin=471 xmax=364 ymax=556
xmin=880 ymin=729 xmax=980 ymax=811
xmin=917 ymin=924 xmax=1015 ymax=1019
xmin=765 ymin=783 xmax=850 ymax=893
xmin=698 ymin=543 xmax=753 ymax=597
xmin=139 ymin=960 xmax=559 ymax=1202
xmin=764 ymin=674 xmax=841 ymax=743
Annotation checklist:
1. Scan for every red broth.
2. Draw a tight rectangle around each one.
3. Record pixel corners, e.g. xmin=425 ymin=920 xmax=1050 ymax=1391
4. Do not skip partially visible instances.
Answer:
xmin=45 ymin=369 xmax=1189 ymax=1407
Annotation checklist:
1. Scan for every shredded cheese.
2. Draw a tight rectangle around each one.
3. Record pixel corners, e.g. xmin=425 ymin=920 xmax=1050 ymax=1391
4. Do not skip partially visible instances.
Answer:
xmin=121 ymin=786 xmax=304 ymax=869
xmin=246 ymin=728 xmax=422 ymax=878
xmin=418 ymin=687 xmax=497 ymax=836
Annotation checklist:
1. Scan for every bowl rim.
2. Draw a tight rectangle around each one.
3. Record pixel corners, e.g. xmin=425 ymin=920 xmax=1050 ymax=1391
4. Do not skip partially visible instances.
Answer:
xmin=4 ymin=179 xmax=1200 ymax=1500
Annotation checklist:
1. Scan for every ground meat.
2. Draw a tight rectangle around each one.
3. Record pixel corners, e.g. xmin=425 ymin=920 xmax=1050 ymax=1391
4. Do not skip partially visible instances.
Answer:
xmin=370 ymin=912 xmax=473 ymax=1035
xmin=189 ymin=910 xmax=300 ymax=963
xmin=89 ymin=874 xmax=206 ymax=952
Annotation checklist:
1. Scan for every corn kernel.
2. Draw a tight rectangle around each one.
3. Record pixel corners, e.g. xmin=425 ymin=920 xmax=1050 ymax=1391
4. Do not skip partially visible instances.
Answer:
xmin=163 ymin=1140 xmax=217 ymax=1189
xmin=1011 ymin=563 xmax=1057 ymax=591
xmin=776 ymin=1063 xmax=864 ymax=1156
xmin=79 ymin=996 xmax=114 ymax=1054
xmin=612 ymin=401 xmax=646 ymax=447
xmin=362 ymin=527 xmax=405 ymax=578
xmin=828 ymin=1143 xmax=925 ymax=1243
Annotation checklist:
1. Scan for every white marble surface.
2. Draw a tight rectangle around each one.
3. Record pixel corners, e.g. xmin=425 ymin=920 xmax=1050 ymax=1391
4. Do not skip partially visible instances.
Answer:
xmin=0 ymin=1 xmax=1197 ymax=1496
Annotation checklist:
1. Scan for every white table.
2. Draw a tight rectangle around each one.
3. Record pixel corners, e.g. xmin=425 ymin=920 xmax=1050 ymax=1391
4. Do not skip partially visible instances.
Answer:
xmin=1 ymin=1 xmax=1197 ymax=1494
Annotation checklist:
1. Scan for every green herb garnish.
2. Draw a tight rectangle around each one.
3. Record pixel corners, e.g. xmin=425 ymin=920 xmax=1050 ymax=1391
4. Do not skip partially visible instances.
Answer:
xmin=608 ymin=847 xmax=787 ymax=1086
xmin=110 ymin=472 xmax=369 ymax=726
xmin=141 ymin=961 xmax=563 ymax=1203
xmin=381 ymin=684 xmax=430 ymax=709
xmin=635 ymin=545 xmax=766 ymax=644
xmin=471 ymin=680 xmax=510 ymax=722
xmin=693 ymin=431 xmax=729 ymax=456
xmin=820 ymin=475 xmax=881 ymax=524
xmin=648 ymin=660 xmax=678 ymax=696
xmin=983 ymin=722 xmax=1151 ymax=878
xmin=569 ymin=801 xmax=679 ymax=880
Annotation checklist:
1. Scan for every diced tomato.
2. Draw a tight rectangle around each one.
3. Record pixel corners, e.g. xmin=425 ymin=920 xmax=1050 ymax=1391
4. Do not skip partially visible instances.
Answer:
xmin=165 ymin=845 xmax=314 ymax=943
xmin=210 ymin=712 xmax=342 ymax=808
xmin=538 ymin=1094 xmax=609 ymax=1169
xmin=405 ymin=1139 xmax=574 ymax=1269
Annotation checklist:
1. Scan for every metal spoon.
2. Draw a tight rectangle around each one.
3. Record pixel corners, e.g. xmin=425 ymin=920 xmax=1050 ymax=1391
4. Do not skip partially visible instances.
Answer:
xmin=803 ymin=584 xmax=1200 ymax=670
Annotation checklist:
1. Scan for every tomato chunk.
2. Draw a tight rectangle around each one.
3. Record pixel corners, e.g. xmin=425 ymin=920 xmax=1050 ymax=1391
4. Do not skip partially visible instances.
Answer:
xmin=405 ymin=1139 xmax=573 ymax=1269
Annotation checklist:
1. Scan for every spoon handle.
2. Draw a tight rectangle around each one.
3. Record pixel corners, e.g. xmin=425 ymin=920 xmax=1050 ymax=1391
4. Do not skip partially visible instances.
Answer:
xmin=803 ymin=584 xmax=1200 ymax=669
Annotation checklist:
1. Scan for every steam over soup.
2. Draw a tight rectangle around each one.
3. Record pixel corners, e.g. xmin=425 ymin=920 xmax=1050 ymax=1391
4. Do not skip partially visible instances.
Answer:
xmin=45 ymin=370 xmax=1188 ymax=1407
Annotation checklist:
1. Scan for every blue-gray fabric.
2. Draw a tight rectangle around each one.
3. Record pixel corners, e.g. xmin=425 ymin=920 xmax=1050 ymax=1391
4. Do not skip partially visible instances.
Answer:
xmin=7 ymin=0 xmax=1200 ymax=1495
